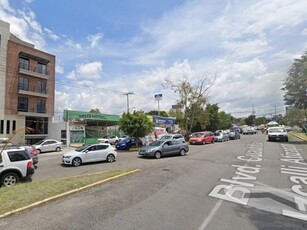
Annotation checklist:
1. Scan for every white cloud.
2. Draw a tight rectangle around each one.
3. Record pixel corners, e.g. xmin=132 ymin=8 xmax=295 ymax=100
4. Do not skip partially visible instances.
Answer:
xmin=66 ymin=71 xmax=76 ymax=80
xmin=76 ymin=62 xmax=103 ymax=79
xmin=55 ymin=65 xmax=64 ymax=74
xmin=87 ymin=33 xmax=103 ymax=48
xmin=302 ymin=28 xmax=307 ymax=36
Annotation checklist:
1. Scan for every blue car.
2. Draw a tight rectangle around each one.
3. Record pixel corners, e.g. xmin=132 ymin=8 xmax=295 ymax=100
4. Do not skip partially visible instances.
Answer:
xmin=115 ymin=137 xmax=143 ymax=150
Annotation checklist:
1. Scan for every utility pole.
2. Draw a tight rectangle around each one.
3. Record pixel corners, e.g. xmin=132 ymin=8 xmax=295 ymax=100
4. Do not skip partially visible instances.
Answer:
xmin=123 ymin=92 xmax=134 ymax=113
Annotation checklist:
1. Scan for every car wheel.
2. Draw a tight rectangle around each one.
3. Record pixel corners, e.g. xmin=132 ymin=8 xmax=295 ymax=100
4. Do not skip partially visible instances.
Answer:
xmin=72 ymin=157 xmax=82 ymax=167
xmin=55 ymin=147 xmax=61 ymax=152
xmin=154 ymin=151 xmax=162 ymax=159
xmin=211 ymin=139 xmax=214 ymax=143
xmin=285 ymin=137 xmax=289 ymax=142
xmin=179 ymin=149 xmax=186 ymax=156
xmin=106 ymin=154 xmax=116 ymax=163
xmin=0 ymin=172 xmax=19 ymax=187
xmin=36 ymin=149 xmax=41 ymax=154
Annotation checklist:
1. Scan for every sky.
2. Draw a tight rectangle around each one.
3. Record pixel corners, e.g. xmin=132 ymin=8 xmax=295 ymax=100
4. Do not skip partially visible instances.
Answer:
xmin=1 ymin=0 xmax=307 ymax=119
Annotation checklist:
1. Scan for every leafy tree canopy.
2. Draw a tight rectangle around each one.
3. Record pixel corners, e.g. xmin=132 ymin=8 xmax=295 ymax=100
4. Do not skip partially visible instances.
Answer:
xmin=283 ymin=51 xmax=307 ymax=116
xmin=146 ymin=110 xmax=169 ymax=117
xmin=119 ymin=111 xmax=154 ymax=140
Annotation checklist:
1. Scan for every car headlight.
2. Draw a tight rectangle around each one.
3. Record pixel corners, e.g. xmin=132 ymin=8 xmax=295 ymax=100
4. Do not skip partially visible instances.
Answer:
xmin=63 ymin=156 xmax=71 ymax=159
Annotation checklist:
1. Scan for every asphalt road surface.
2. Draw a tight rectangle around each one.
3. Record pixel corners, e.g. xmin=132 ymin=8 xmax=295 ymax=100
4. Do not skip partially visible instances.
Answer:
xmin=1 ymin=133 xmax=307 ymax=230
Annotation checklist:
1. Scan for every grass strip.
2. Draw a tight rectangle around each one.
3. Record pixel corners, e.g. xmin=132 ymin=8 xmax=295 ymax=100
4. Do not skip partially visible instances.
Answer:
xmin=0 ymin=169 xmax=139 ymax=217
xmin=289 ymin=131 xmax=307 ymax=141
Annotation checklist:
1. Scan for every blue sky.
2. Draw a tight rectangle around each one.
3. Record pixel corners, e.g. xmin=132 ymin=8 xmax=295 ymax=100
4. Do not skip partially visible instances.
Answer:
xmin=1 ymin=0 xmax=307 ymax=119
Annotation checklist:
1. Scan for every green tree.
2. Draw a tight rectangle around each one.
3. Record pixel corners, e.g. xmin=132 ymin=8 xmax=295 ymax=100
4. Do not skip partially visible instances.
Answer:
xmin=163 ymin=74 xmax=215 ymax=133
xmin=205 ymin=104 xmax=220 ymax=131
xmin=255 ymin=117 xmax=266 ymax=126
xmin=218 ymin=111 xmax=234 ymax=130
xmin=146 ymin=110 xmax=169 ymax=117
xmin=283 ymin=51 xmax=307 ymax=124
xmin=285 ymin=108 xmax=305 ymax=127
xmin=118 ymin=111 xmax=154 ymax=145
xmin=245 ymin=115 xmax=256 ymax=126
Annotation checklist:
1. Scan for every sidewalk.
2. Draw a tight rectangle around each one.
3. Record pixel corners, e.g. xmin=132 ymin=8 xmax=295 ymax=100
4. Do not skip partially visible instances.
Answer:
xmin=289 ymin=131 xmax=307 ymax=142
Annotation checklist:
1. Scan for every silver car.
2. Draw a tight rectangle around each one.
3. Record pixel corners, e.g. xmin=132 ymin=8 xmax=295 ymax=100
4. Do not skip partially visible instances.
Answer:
xmin=139 ymin=140 xmax=189 ymax=159
xmin=33 ymin=139 xmax=63 ymax=154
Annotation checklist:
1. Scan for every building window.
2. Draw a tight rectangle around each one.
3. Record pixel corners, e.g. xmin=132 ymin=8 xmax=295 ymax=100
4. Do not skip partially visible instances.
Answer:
xmin=37 ymin=80 xmax=47 ymax=94
xmin=37 ymin=99 xmax=46 ymax=113
xmin=19 ymin=58 xmax=29 ymax=70
xmin=18 ymin=76 xmax=29 ymax=91
xmin=18 ymin=97 xmax=28 ymax=112
xmin=13 ymin=120 xmax=16 ymax=132
xmin=37 ymin=63 xmax=47 ymax=75
xmin=6 ymin=120 xmax=10 ymax=134
xmin=0 ymin=120 xmax=3 ymax=134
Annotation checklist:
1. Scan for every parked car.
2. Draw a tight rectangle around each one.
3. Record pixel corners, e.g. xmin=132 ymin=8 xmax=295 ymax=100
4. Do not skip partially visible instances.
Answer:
xmin=228 ymin=131 xmax=241 ymax=140
xmin=97 ymin=135 xmax=119 ymax=144
xmin=4 ymin=145 xmax=38 ymax=166
xmin=189 ymin=131 xmax=215 ymax=145
xmin=139 ymin=139 xmax=189 ymax=159
xmin=214 ymin=132 xmax=229 ymax=142
xmin=158 ymin=134 xmax=185 ymax=143
xmin=62 ymin=143 xmax=117 ymax=167
xmin=0 ymin=147 xmax=35 ymax=187
xmin=33 ymin=139 xmax=63 ymax=154
xmin=115 ymin=137 xmax=143 ymax=150
xmin=242 ymin=126 xmax=257 ymax=135
xmin=267 ymin=127 xmax=289 ymax=142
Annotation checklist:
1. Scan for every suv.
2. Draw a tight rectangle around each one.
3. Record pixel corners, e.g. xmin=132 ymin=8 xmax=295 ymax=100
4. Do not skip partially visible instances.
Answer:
xmin=0 ymin=148 xmax=35 ymax=187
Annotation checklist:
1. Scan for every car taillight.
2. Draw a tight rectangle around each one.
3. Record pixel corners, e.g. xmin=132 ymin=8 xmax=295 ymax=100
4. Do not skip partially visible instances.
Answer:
xmin=27 ymin=161 xmax=33 ymax=168
xmin=31 ymin=148 xmax=37 ymax=155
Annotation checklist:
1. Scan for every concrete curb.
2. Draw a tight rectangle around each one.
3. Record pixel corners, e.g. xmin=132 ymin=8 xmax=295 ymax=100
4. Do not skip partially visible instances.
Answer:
xmin=0 ymin=169 xmax=141 ymax=219
xmin=289 ymin=132 xmax=307 ymax=142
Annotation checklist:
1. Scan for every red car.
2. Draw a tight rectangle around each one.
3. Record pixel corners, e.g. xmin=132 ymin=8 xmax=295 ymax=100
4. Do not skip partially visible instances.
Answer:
xmin=189 ymin=131 xmax=215 ymax=145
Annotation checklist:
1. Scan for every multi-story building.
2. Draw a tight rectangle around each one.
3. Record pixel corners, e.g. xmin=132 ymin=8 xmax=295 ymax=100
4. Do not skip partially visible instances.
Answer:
xmin=0 ymin=19 xmax=55 ymax=145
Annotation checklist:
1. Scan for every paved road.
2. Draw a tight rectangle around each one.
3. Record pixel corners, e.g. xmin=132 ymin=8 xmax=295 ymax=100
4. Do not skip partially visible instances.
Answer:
xmin=1 ymin=133 xmax=307 ymax=230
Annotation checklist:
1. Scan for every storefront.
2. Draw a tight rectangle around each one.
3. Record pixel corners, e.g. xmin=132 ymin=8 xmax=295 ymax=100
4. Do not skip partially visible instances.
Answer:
xmin=63 ymin=109 xmax=120 ymax=146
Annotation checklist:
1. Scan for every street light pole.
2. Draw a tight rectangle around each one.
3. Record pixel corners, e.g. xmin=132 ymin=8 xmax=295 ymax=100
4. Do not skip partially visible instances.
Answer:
xmin=123 ymin=92 xmax=134 ymax=113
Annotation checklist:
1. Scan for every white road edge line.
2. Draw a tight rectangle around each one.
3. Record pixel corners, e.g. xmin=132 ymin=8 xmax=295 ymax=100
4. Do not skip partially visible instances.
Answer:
xmin=197 ymin=199 xmax=223 ymax=230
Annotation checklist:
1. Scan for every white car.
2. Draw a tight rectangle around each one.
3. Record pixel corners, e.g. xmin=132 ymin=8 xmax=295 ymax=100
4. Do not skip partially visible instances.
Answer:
xmin=0 ymin=148 xmax=35 ymax=187
xmin=33 ymin=139 xmax=63 ymax=154
xmin=62 ymin=143 xmax=117 ymax=167
xmin=267 ymin=127 xmax=289 ymax=142
xmin=97 ymin=135 xmax=119 ymax=144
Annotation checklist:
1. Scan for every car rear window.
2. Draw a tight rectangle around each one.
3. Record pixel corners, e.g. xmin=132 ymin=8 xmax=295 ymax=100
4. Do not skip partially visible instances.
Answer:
xmin=7 ymin=150 xmax=31 ymax=162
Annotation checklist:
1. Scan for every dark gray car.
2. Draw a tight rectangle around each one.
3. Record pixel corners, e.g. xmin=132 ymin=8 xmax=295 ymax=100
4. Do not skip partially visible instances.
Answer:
xmin=139 ymin=140 xmax=189 ymax=159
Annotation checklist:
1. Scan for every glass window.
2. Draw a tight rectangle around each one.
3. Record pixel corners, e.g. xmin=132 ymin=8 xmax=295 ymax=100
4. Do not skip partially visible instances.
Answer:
xmin=97 ymin=145 xmax=108 ymax=150
xmin=7 ymin=150 xmax=31 ymax=162
xmin=6 ymin=120 xmax=10 ymax=134
xmin=37 ymin=99 xmax=46 ymax=113
xmin=37 ymin=63 xmax=47 ymax=74
xmin=18 ymin=76 xmax=29 ymax=90
xmin=0 ymin=120 xmax=3 ymax=134
xmin=37 ymin=80 xmax=47 ymax=94
xmin=18 ymin=97 xmax=28 ymax=112
xmin=19 ymin=58 xmax=29 ymax=70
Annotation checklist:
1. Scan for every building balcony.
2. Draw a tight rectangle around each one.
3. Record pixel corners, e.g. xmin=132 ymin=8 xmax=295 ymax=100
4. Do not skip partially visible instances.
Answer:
xmin=19 ymin=65 xmax=49 ymax=80
xmin=18 ymin=87 xmax=49 ymax=98
xmin=18 ymin=108 xmax=50 ymax=117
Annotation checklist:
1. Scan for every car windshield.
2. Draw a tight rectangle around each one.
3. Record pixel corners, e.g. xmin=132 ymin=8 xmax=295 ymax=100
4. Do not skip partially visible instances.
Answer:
xmin=193 ymin=133 xmax=204 ymax=137
xmin=268 ymin=128 xmax=285 ymax=133
xmin=34 ymin=140 xmax=44 ymax=145
xmin=160 ymin=135 xmax=172 ymax=140
xmin=120 ymin=137 xmax=131 ymax=143
xmin=76 ymin=145 xmax=90 ymax=152
xmin=149 ymin=141 xmax=164 ymax=146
